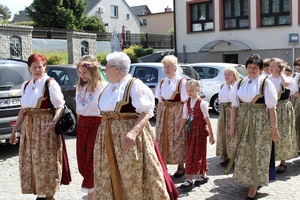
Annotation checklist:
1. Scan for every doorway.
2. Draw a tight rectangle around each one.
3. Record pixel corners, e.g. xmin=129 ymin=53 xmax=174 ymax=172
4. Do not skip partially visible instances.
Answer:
xmin=223 ymin=54 xmax=238 ymax=64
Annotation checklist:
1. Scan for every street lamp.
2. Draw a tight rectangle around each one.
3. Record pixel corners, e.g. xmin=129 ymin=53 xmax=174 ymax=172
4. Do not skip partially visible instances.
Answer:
xmin=289 ymin=33 xmax=299 ymax=73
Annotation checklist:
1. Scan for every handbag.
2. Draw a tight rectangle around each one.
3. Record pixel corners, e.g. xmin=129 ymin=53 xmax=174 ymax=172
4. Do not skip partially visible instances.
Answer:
xmin=45 ymin=78 xmax=76 ymax=135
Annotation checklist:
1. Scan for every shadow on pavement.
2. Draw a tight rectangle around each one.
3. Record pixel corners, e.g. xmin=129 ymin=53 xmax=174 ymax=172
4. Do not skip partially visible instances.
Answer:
xmin=0 ymin=142 xmax=19 ymax=160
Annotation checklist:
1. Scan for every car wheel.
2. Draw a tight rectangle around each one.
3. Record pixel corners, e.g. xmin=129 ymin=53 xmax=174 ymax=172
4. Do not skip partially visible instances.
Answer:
xmin=211 ymin=95 xmax=221 ymax=114
xmin=64 ymin=110 xmax=77 ymax=136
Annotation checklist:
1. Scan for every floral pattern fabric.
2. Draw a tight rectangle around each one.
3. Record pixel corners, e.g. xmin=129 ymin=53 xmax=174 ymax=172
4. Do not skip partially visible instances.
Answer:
xmin=156 ymin=102 xmax=186 ymax=164
xmin=232 ymin=104 xmax=271 ymax=186
xmin=19 ymin=109 xmax=62 ymax=197
xmin=94 ymin=113 xmax=169 ymax=200
xmin=275 ymin=100 xmax=298 ymax=160
xmin=292 ymin=97 xmax=300 ymax=149
xmin=216 ymin=103 xmax=236 ymax=160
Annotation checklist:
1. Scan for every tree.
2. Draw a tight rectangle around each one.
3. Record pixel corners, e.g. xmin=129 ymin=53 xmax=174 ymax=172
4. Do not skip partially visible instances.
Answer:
xmin=0 ymin=4 xmax=12 ymax=20
xmin=83 ymin=16 xmax=106 ymax=32
xmin=26 ymin=0 xmax=86 ymax=30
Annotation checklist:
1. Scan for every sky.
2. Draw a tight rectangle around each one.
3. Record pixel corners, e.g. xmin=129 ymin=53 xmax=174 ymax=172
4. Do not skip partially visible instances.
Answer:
xmin=0 ymin=0 xmax=174 ymax=21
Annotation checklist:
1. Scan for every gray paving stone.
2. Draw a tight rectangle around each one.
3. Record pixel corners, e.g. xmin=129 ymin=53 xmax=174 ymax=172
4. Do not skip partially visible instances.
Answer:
xmin=0 ymin=112 xmax=300 ymax=199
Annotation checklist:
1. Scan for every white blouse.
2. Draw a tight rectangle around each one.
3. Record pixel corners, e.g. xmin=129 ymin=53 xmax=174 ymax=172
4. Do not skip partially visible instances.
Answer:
xmin=268 ymin=75 xmax=297 ymax=94
xmin=21 ymin=74 xmax=65 ymax=109
xmin=229 ymin=75 xmax=278 ymax=109
xmin=219 ymin=82 xmax=236 ymax=103
xmin=182 ymin=97 xmax=210 ymax=119
xmin=293 ymin=73 xmax=300 ymax=93
xmin=155 ymin=74 xmax=188 ymax=102
xmin=98 ymin=74 xmax=155 ymax=117
xmin=76 ymin=81 xmax=108 ymax=117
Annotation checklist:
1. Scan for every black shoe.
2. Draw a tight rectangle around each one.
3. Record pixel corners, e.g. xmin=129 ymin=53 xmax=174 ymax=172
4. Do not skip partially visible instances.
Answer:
xmin=246 ymin=192 xmax=257 ymax=200
xmin=220 ymin=159 xmax=230 ymax=167
xmin=173 ymin=168 xmax=185 ymax=178
xmin=194 ymin=175 xmax=209 ymax=186
xmin=180 ymin=179 xmax=193 ymax=191
xmin=36 ymin=198 xmax=46 ymax=200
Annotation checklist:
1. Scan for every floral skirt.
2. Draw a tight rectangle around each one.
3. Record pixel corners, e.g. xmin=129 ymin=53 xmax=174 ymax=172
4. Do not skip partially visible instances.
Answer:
xmin=94 ymin=112 xmax=169 ymax=200
xmin=216 ymin=103 xmax=236 ymax=160
xmin=292 ymin=97 xmax=300 ymax=150
xmin=232 ymin=103 xmax=271 ymax=186
xmin=19 ymin=109 xmax=62 ymax=197
xmin=156 ymin=102 xmax=186 ymax=164
xmin=275 ymin=100 xmax=298 ymax=160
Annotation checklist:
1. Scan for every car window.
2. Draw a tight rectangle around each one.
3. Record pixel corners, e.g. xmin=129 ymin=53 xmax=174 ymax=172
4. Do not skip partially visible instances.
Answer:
xmin=180 ymin=66 xmax=201 ymax=81
xmin=0 ymin=65 xmax=31 ymax=90
xmin=193 ymin=66 xmax=219 ymax=79
xmin=133 ymin=67 xmax=158 ymax=84
xmin=234 ymin=65 xmax=247 ymax=77
xmin=48 ymin=69 xmax=71 ymax=85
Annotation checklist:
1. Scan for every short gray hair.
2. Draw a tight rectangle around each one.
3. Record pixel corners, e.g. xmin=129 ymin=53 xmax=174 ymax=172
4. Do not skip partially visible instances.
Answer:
xmin=106 ymin=52 xmax=131 ymax=73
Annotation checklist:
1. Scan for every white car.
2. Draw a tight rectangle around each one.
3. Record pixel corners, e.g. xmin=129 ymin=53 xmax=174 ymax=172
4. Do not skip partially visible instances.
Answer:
xmin=181 ymin=63 xmax=247 ymax=113
xmin=129 ymin=62 xmax=205 ymax=117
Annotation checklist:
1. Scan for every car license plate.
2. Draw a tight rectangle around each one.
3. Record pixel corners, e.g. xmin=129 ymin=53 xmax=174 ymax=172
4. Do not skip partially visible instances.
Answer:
xmin=0 ymin=97 xmax=21 ymax=108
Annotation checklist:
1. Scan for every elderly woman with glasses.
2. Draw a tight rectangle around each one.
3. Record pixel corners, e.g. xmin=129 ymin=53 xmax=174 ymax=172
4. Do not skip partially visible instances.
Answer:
xmin=94 ymin=52 xmax=178 ymax=200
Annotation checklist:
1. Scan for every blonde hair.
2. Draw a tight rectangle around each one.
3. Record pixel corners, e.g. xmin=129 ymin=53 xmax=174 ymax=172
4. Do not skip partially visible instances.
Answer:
xmin=76 ymin=55 xmax=102 ymax=92
xmin=270 ymin=57 xmax=287 ymax=70
xmin=224 ymin=67 xmax=240 ymax=82
xmin=186 ymin=79 xmax=200 ymax=88
xmin=161 ymin=55 xmax=178 ymax=68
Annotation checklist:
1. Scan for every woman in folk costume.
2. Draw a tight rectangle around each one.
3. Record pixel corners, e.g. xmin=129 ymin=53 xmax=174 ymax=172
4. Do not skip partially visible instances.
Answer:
xmin=94 ymin=52 xmax=178 ymax=200
xmin=268 ymin=58 xmax=298 ymax=173
xmin=227 ymin=54 xmax=279 ymax=200
xmin=75 ymin=55 xmax=108 ymax=200
xmin=155 ymin=55 xmax=188 ymax=178
xmin=216 ymin=67 xmax=239 ymax=167
xmin=292 ymin=58 xmax=300 ymax=153
xmin=10 ymin=54 xmax=67 ymax=200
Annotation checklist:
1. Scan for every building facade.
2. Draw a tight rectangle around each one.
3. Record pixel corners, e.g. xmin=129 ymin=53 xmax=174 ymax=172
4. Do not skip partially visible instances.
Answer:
xmin=174 ymin=0 xmax=300 ymax=67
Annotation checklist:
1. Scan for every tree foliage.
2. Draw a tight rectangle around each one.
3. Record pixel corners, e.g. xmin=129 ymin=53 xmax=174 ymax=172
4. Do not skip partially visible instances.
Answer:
xmin=26 ymin=0 xmax=86 ymax=30
xmin=83 ymin=16 xmax=106 ymax=32
xmin=0 ymin=4 xmax=12 ymax=20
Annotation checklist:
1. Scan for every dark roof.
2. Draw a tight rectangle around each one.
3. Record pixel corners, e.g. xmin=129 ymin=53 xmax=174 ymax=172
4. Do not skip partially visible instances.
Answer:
xmin=131 ymin=5 xmax=151 ymax=16
xmin=85 ymin=0 xmax=101 ymax=13
xmin=11 ymin=7 xmax=32 ymax=23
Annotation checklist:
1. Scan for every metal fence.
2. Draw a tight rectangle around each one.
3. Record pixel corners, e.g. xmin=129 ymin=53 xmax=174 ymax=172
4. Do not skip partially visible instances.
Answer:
xmin=32 ymin=27 xmax=174 ymax=49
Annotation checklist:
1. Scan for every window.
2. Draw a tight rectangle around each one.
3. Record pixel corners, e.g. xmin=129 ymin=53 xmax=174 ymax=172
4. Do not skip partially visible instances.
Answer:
xmin=261 ymin=0 xmax=290 ymax=26
xmin=125 ymin=31 xmax=130 ymax=42
xmin=192 ymin=67 xmax=220 ymax=79
xmin=133 ymin=67 xmax=158 ymax=84
xmin=223 ymin=0 xmax=249 ymax=29
xmin=111 ymin=5 xmax=118 ymax=18
xmin=142 ymin=19 xmax=147 ymax=26
xmin=190 ymin=1 xmax=213 ymax=32
xmin=126 ymin=14 xmax=130 ymax=20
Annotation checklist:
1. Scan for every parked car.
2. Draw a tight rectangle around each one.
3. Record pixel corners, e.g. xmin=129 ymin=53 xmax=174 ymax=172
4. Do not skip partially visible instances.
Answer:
xmin=0 ymin=59 xmax=31 ymax=142
xmin=47 ymin=64 xmax=106 ymax=136
xmin=129 ymin=62 xmax=204 ymax=117
xmin=182 ymin=63 xmax=247 ymax=114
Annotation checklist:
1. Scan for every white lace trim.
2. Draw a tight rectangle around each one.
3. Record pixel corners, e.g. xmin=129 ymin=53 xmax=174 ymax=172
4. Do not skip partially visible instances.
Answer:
xmin=81 ymin=187 xmax=94 ymax=193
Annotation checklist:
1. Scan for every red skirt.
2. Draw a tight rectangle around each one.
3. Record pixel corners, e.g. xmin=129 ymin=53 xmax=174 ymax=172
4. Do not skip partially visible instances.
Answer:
xmin=154 ymin=140 xmax=180 ymax=200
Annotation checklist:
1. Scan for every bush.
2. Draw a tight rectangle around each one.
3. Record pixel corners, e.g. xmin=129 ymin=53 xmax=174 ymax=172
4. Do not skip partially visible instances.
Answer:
xmin=145 ymin=47 xmax=154 ymax=55
xmin=123 ymin=48 xmax=138 ymax=63
xmin=47 ymin=55 xmax=62 ymax=65
xmin=96 ymin=52 xmax=109 ymax=66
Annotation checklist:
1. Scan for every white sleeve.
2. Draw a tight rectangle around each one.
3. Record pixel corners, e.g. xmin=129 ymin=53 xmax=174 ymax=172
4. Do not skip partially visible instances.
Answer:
xmin=155 ymin=80 xmax=162 ymax=102
xmin=264 ymin=79 xmax=278 ymax=109
xmin=182 ymin=103 xmax=189 ymax=119
xmin=131 ymin=79 xmax=155 ymax=117
xmin=229 ymin=81 xmax=240 ymax=108
xmin=49 ymin=80 xmax=65 ymax=109
xmin=200 ymin=100 xmax=210 ymax=118
xmin=180 ymin=79 xmax=188 ymax=101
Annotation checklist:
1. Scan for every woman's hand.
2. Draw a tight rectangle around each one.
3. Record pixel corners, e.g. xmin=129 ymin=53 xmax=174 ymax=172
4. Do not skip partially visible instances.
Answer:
xmin=230 ymin=125 xmax=236 ymax=137
xmin=270 ymin=127 xmax=279 ymax=142
xmin=209 ymin=133 xmax=215 ymax=145
xmin=10 ymin=132 xmax=18 ymax=145
xmin=41 ymin=121 xmax=56 ymax=137
xmin=122 ymin=131 xmax=137 ymax=149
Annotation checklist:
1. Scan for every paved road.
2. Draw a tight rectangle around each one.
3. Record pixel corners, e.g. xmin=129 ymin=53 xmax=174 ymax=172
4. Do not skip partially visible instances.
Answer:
xmin=1 ymin=111 xmax=300 ymax=200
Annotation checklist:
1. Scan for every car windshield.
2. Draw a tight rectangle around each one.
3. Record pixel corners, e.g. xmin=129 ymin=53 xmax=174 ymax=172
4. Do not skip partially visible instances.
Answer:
xmin=180 ymin=65 xmax=201 ymax=80
xmin=0 ymin=65 xmax=31 ymax=90
xmin=234 ymin=65 xmax=247 ymax=76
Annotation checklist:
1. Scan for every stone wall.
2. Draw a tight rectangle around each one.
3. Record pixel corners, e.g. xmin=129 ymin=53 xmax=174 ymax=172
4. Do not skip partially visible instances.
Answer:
xmin=67 ymin=31 xmax=97 ymax=64
xmin=0 ymin=24 xmax=32 ymax=60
